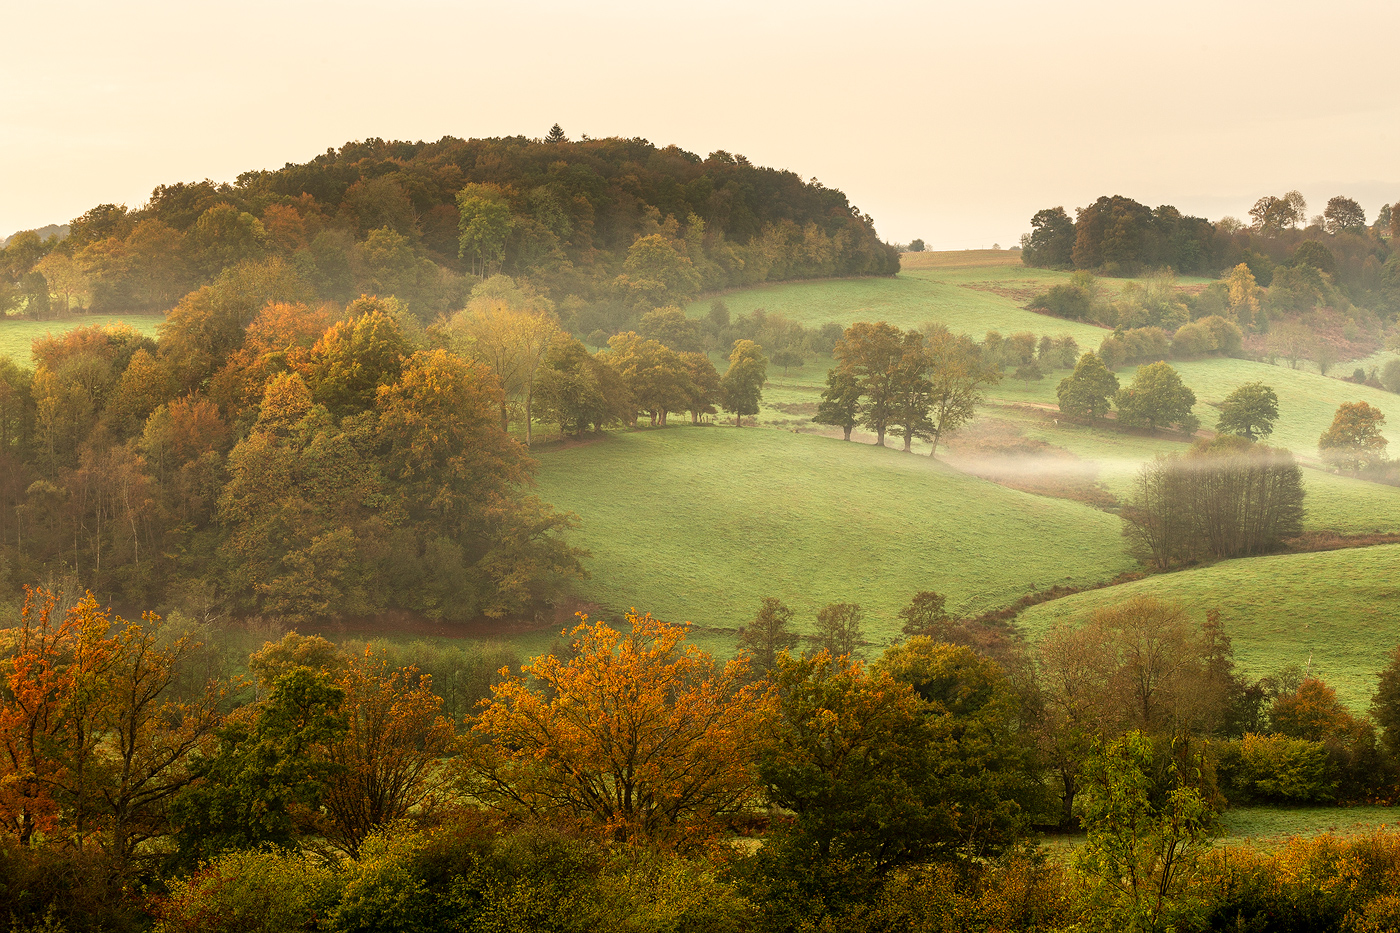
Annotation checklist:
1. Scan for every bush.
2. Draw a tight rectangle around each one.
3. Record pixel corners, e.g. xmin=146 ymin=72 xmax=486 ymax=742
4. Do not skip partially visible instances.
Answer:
xmin=1382 ymin=358 xmax=1400 ymax=393
xmin=795 ymin=855 xmax=1076 ymax=933
xmin=153 ymin=847 xmax=343 ymax=933
xmin=1192 ymin=830 xmax=1400 ymax=933
xmin=1215 ymin=733 xmax=1336 ymax=804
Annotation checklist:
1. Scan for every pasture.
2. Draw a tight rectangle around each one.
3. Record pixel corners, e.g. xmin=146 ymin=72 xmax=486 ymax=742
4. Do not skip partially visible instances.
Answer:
xmin=0 ymin=314 xmax=163 ymax=366
xmin=534 ymin=426 xmax=1135 ymax=656
xmin=687 ymin=250 xmax=1112 ymax=346
xmin=1017 ymin=545 xmax=1400 ymax=711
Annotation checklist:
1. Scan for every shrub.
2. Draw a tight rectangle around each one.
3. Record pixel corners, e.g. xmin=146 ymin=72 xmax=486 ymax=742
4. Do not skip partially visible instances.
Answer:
xmin=153 ymin=847 xmax=342 ymax=933
xmin=1215 ymin=733 xmax=1336 ymax=804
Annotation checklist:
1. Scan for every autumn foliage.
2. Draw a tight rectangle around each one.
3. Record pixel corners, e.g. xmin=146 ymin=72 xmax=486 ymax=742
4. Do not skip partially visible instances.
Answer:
xmin=466 ymin=610 xmax=773 ymax=842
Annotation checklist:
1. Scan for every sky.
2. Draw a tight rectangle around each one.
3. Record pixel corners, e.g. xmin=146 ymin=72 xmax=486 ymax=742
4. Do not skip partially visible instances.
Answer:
xmin=3 ymin=0 xmax=1398 ymax=249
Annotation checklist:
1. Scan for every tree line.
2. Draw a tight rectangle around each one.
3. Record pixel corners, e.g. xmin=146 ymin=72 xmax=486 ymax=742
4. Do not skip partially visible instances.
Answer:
xmin=1021 ymin=192 xmax=1398 ymax=318
xmin=5 ymin=587 xmax=1400 ymax=932
xmin=0 ymin=130 xmax=899 ymax=336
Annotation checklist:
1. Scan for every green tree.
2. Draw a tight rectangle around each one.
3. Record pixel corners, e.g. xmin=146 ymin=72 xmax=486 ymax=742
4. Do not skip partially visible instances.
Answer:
xmin=1057 ymin=350 xmax=1119 ymax=423
xmin=1370 ymin=645 xmax=1400 ymax=763
xmin=605 ymin=332 xmax=691 ymax=426
xmin=1020 ymin=206 xmax=1076 ymax=268
xmin=456 ymin=183 xmax=515 ymax=278
xmin=1216 ymin=381 xmax=1279 ymax=440
xmin=171 ymin=667 xmax=346 ymax=865
xmin=813 ymin=366 xmax=862 ymax=440
xmin=720 ymin=339 xmax=767 ymax=427
xmin=925 ymin=326 xmax=997 ymax=456
xmin=736 ymin=597 xmax=801 ymax=676
xmin=1115 ymin=362 xmax=1198 ymax=435
xmin=545 ymin=123 xmax=567 ymax=143
xmin=1075 ymin=732 xmax=1216 ymax=932
xmin=638 ymin=306 xmax=701 ymax=352
xmin=1318 ymin=401 xmax=1388 ymax=472
xmin=615 ymin=234 xmax=702 ymax=311
xmin=835 ymin=321 xmax=904 ymax=446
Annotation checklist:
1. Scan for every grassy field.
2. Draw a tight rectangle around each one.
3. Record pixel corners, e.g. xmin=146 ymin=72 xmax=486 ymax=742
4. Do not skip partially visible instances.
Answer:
xmin=687 ymin=251 xmax=1112 ymax=346
xmin=534 ymin=426 xmax=1134 ymax=656
xmin=0 ymin=314 xmax=163 ymax=366
xmin=1018 ymin=545 xmax=1400 ymax=710
xmin=1220 ymin=806 xmax=1400 ymax=845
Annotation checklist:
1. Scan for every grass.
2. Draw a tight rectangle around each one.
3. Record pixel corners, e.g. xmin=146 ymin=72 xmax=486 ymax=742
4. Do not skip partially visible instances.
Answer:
xmin=534 ymin=426 xmax=1134 ymax=656
xmin=1017 ymin=545 xmax=1400 ymax=710
xmin=1045 ymin=805 xmax=1400 ymax=850
xmin=687 ymin=251 xmax=1112 ymax=346
xmin=1221 ymin=806 xmax=1400 ymax=845
xmin=0 ymin=314 xmax=163 ymax=366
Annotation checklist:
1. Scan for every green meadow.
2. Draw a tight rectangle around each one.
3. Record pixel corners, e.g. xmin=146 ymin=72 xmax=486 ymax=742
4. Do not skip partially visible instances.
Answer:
xmin=687 ymin=250 xmax=1112 ymax=346
xmin=1018 ymin=545 xmax=1400 ymax=710
xmin=534 ymin=426 xmax=1134 ymax=656
xmin=0 ymin=314 xmax=163 ymax=366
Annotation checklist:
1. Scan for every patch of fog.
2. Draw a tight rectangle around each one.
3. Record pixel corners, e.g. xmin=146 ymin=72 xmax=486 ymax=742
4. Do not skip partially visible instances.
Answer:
xmin=944 ymin=452 xmax=1148 ymax=482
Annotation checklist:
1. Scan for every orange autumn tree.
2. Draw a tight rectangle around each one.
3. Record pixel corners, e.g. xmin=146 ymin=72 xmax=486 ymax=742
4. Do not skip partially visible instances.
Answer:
xmin=466 ymin=610 xmax=773 ymax=843
xmin=318 ymin=649 xmax=457 ymax=856
xmin=0 ymin=589 xmax=113 ymax=846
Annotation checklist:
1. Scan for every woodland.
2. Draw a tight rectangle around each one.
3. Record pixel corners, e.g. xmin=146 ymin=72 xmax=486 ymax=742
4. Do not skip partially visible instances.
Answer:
xmin=2 ymin=135 xmax=1400 ymax=932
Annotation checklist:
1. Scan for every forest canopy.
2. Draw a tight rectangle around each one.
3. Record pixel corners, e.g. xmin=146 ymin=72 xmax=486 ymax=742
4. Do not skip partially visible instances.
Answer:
xmin=1 ymin=132 xmax=899 ymax=335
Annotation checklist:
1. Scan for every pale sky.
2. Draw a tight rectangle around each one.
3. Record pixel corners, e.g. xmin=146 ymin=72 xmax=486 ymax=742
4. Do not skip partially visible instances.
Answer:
xmin=3 ymin=0 xmax=1398 ymax=249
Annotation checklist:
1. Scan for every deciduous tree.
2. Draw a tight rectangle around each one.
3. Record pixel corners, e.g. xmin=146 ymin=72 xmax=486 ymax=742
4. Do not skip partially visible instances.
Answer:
xmin=835 ymin=321 xmax=903 ymax=446
xmin=925 ymin=326 xmax=997 ymax=456
xmin=1057 ymin=351 xmax=1119 ymax=423
xmin=319 ymin=650 xmax=456 ymax=855
xmin=1115 ymin=362 xmax=1198 ymax=435
xmin=720 ymin=339 xmax=767 ymax=427
xmin=1216 ymin=382 xmax=1279 ymax=440
xmin=1318 ymin=401 xmax=1388 ymax=472
xmin=812 ymin=603 xmax=864 ymax=659
xmin=737 ymin=597 xmax=801 ymax=676
xmin=466 ymin=611 xmax=773 ymax=842
xmin=813 ymin=366 xmax=861 ymax=440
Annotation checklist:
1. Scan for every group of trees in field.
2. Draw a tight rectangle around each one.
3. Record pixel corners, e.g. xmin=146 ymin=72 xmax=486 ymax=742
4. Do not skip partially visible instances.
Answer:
xmin=1122 ymin=437 xmax=1306 ymax=569
xmin=0 ymin=132 xmax=898 ymax=336
xmin=1056 ymin=356 xmax=1201 ymax=435
xmin=1022 ymin=193 xmax=1400 ymax=383
xmin=813 ymin=322 xmax=1000 ymax=454
xmin=7 ymin=585 xmax=1395 ymax=931
xmin=1021 ymin=192 xmax=1398 ymax=309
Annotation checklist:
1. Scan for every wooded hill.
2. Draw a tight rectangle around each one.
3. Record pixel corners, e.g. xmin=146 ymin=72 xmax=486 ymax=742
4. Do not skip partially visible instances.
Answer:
xmin=0 ymin=130 xmax=899 ymax=333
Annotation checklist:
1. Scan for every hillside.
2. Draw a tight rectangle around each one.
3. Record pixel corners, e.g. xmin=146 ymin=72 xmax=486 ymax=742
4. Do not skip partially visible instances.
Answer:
xmin=0 ymin=134 xmax=897 ymax=325
xmin=534 ymin=426 xmax=1135 ymax=655
xmin=1018 ymin=545 xmax=1400 ymax=710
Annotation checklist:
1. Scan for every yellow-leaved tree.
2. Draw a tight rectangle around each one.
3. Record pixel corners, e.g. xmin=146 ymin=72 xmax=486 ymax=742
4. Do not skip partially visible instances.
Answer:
xmin=465 ymin=610 xmax=773 ymax=843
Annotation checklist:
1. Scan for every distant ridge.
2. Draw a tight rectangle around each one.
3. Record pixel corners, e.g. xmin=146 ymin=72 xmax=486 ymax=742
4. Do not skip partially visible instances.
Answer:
xmin=0 ymin=223 xmax=68 ymax=248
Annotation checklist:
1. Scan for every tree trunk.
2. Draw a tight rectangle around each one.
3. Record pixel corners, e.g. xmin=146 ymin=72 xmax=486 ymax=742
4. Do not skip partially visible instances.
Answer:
xmin=876 ymin=428 xmax=885 ymax=446
xmin=842 ymin=425 xmax=852 ymax=441
xmin=902 ymin=433 xmax=912 ymax=452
